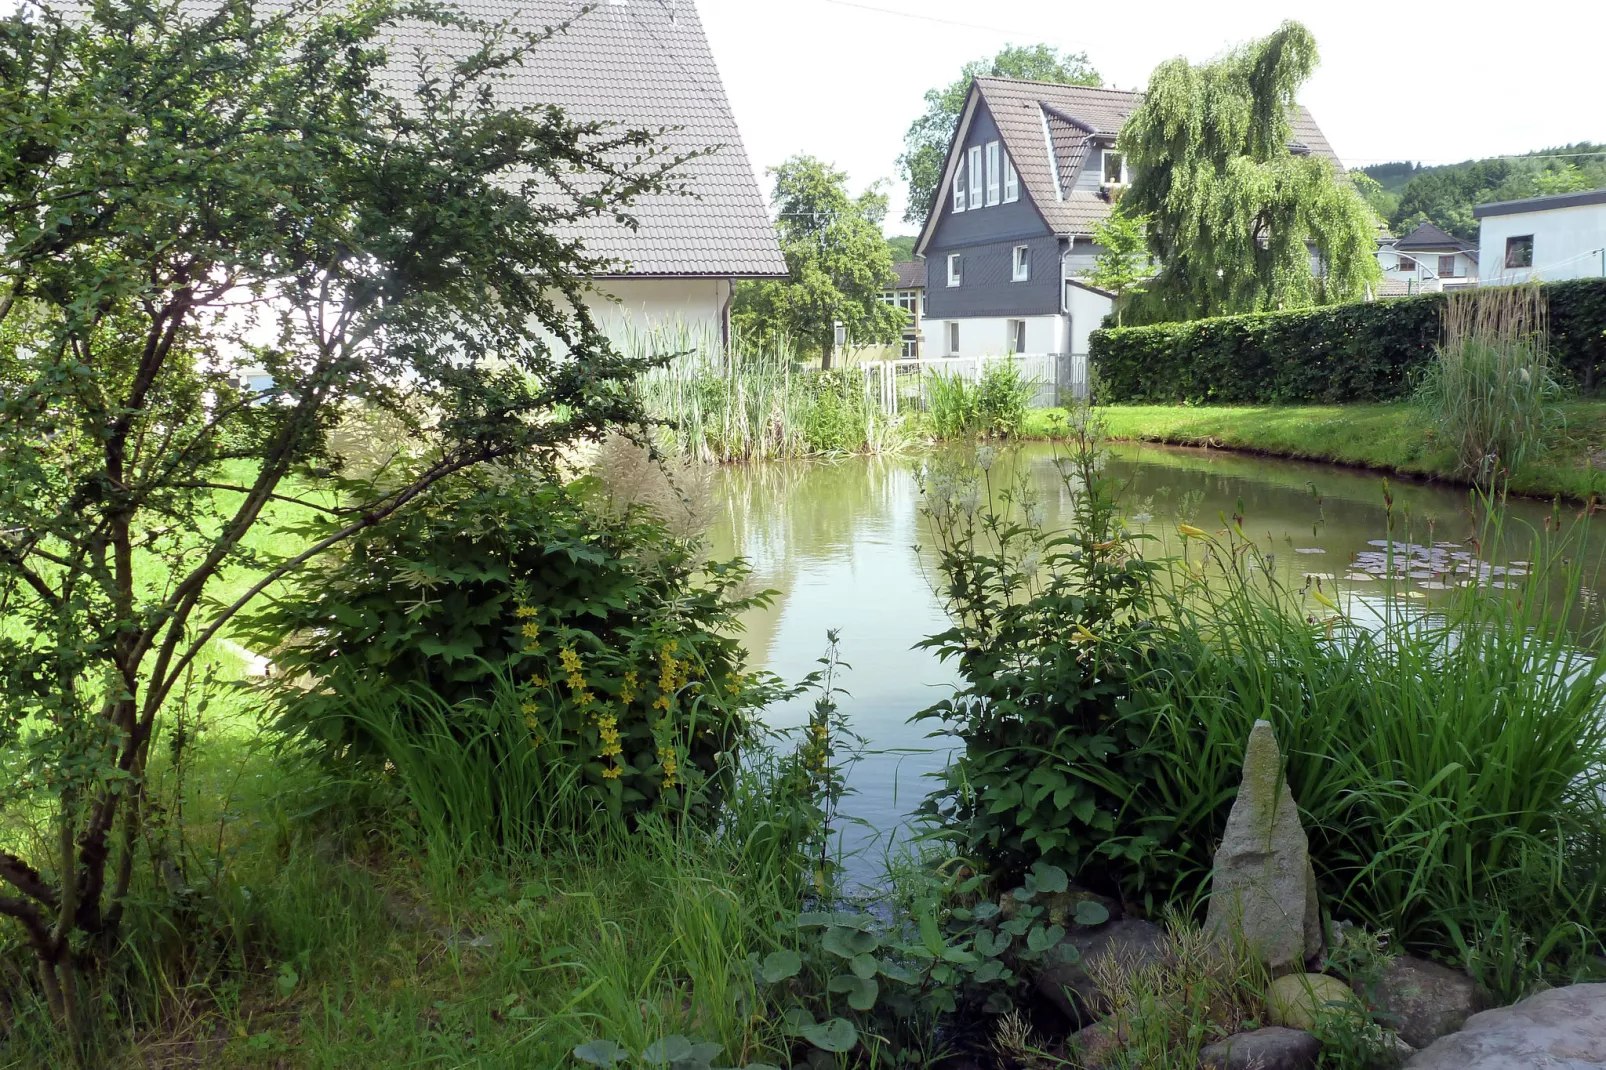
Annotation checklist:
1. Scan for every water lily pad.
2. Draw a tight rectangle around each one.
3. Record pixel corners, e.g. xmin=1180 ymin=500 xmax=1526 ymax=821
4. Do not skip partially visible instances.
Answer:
xmin=801 ymin=1017 xmax=858 ymax=1053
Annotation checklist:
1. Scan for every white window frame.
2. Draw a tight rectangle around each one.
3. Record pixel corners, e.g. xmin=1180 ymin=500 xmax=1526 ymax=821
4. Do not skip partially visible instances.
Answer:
xmin=1101 ymin=149 xmax=1125 ymax=185
xmin=985 ymin=141 xmax=1001 ymax=206
xmin=1012 ymin=244 xmax=1031 ymax=282
xmin=1007 ymin=319 xmax=1026 ymax=354
xmin=968 ymin=146 xmax=983 ymax=210
xmin=947 ymin=321 xmax=960 ymax=356
xmin=947 ymin=253 xmax=962 ymax=287
xmin=952 ymin=160 xmax=965 ymax=213
xmin=1004 ymin=156 xmax=1019 ymax=202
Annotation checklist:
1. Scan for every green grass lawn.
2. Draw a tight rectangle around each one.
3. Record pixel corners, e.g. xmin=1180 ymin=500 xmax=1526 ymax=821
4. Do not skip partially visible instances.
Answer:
xmin=1023 ymin=401 xmax=1606 ymax=501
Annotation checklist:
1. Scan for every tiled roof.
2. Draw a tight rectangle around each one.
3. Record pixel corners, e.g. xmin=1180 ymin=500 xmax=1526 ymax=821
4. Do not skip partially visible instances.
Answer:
xmin=889 ymin=260 xmax=926 ymax=289
xmin=963 ymin=77 xmax=1343 ymax=240
xmin=1395 ymin=221 xmax=1472 ymax=252
xmin=381 ymin=0 xmax=785 ymax=278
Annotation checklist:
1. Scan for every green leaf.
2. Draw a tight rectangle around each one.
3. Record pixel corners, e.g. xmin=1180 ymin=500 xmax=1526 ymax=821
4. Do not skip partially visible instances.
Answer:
xmin=974 ymin=930 xmax=1010 ymax=957
xmin=971 ymin=901 xmax=1001 ymax=922
xmin=573 ymin=1040 xmax=630 ymax=1066
xmin=800 ymin=1017 xmax=858 ymax=1053
xmin=640 ymin=1035 xmax=693 ymax=1065
xmin=1032 ymin=862 xmax=1069 ymax=893
xmin=781 ymin=1006 xmax=816 ymax=1033
xmin=970 ymin=958 xmax=1008 ymax=983
xmin=827 ymin=973 xmax=879 ymax=1012
xmin=1074 ymin=900 xmax=1111 ymax=926
xmin=821 ymin=926 xmax=877 ymax=959
xmin=760 ymin=949 xmax=802 ymax=983
xmin=850 ymin=953 xmax=878 ymax=980
xmin=1026 ymin=923 xmax=1065 ymax=953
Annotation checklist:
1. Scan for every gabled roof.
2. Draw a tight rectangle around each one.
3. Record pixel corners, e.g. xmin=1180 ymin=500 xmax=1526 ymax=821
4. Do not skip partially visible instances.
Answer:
xmin=1395 ymin=220 xmax=1473 ymax=252
xmin=888 ymin=261 xmax=926 ymax=290
xmin=918 ymin=77 xmax=1344 ymax=253
xmin=384 ymin=0 xmax=785 ymax=278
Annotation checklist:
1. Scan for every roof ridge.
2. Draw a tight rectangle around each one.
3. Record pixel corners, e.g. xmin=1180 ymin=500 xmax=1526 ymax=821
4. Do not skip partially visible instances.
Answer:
xmin=974 ymin=76 xmax=1140 ymax=96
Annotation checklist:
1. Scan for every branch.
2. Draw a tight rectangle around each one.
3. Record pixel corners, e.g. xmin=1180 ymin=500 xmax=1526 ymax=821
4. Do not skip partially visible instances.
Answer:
xmin=170 ymin=482 xmax=342 ymax=515
xmin=0 ymin=539 xmax=62 ymax=609
xmin=0 ymin=895 xmax=53 ymax=955
xmin=0 ymin=852 xmax=60 ymax=911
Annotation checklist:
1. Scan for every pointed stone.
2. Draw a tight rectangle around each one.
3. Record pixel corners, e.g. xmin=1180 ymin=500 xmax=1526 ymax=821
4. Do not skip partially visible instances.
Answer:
xmin=1206 ymin=720 xmax=1321 ymax=974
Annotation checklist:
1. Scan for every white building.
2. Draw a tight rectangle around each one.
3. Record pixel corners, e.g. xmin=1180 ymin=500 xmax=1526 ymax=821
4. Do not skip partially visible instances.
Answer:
xmin=1474 ymin=188 xmax=1606 ymax=285
xmin=1376 ymin=221 xmax=1479 ymax=293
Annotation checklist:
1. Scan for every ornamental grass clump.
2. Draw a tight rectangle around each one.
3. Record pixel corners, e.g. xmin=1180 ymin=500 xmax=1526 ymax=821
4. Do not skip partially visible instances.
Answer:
xmin=1417 ymin=283 xmax=1561 ymax=485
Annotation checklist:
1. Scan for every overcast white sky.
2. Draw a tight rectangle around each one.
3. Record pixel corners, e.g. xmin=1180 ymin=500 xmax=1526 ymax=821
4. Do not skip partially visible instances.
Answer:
xmin=697 ymin=0 xmax=1606 ymax=233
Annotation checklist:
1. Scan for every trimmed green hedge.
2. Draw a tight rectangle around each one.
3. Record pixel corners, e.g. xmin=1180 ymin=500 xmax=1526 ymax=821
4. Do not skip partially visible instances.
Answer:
xmin=1091 ymin=278 xmax=1606 ymax=404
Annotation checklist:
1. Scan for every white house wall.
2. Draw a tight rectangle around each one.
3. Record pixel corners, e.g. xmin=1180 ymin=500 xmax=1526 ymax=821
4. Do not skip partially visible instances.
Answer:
xmin=1377 ymin=247 xmax=1479 ymax=289
xmin=934 ymin=315 xmax=1066 ymax=357
xmin=575 ymin=277 xmax=732 ymax=356
xmin=1064 ymin=286 xmax=1113 ymax=356
xmin=1478 ymin=204 xmax=1606 ymax=285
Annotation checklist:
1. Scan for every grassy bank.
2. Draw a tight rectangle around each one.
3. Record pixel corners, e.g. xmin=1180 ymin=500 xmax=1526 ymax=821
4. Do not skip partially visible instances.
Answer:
xmin=1021 ymin=401 xmax=1606 ymax=500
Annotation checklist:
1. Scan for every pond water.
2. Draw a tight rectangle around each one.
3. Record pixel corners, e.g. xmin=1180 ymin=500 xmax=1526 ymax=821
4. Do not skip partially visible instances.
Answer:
xmin=705 ymin=443 xmax=1606 ymax=882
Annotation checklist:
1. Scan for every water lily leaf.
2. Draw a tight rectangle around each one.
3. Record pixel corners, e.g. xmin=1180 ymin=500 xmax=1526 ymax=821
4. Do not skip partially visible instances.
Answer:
xmin=821 ymin=926 xmax=877 ymax=958
xmin=796 ymin=912 xmax=837 ymax=929
xmin=1026 ymin=923 xmax=1065 ymax=953
xmin=641 ymin=1035 xmax=694 ymax=1065
xmin=850 ymin=953 xmax=879 ymax=980
xmin=760 ymin=949 xmax=802 ymax=983
xmin=801 ymin=1017 xmax=858 ymax=1053
xmin=1074 ymin=900 xmax=1111 ymax=927
xmin=828 ymin=972 xmax=879 ymax=1012
xmin=1032 ymin=863 xmax=1069 ymax=893
xmin=573 ymin=1040 xmax=630 ymax=1066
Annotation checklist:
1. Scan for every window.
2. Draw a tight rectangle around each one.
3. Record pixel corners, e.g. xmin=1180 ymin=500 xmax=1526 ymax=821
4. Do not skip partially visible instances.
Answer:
xmin=1012 ymin=244 xmax=1031 ymax=282
xmin=1004 ymin=156 xmax=1019 ymax=202
xmin=1102 ymin=150 xmax=1125 ymax=185
xmin=1397 ymin=255 xmax=1418 ymax=272
xmin=900 ymin=334 xmax=918 ymax=359
xmin=1505 ymin=235 xmax=1533 ymax=269
xmin=879 ymin=290 xmax=897 ymax=306
xmin=1007 ymin=319 xmax=1027 ymax=354
xmin=1438 ymin=255 xmax=1457 ymax=278
xmin=947 ymin=321 xmax=960 ymax=356
xmin=986 ymin=141 xmax=1001 ymax=206
xmin=919 ymin=291 xmax=927 ymax=316
xmin=896 ymin=290 xmax=917 ymax=312
xmin=947 ymin=253 xmax=962 ymax=287
xmin=968 ymin=146 xmax=983 ymax=210
xmin=952 ymin=161 xmax=965 ymax=212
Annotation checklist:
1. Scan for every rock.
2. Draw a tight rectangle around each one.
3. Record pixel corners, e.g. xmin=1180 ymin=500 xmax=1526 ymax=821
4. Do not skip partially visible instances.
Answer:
xmin=1198 ymin=1027 xmax=1322 ymax=1070
xmin=1000 ymin=886 xmax=1122 ymax=927
xmin=1204 ymin=720 xmax=1322 ymax=973
xmin=1067 ymin=1020 xmax=1123 ymax=1069
xmin=1267 ymin=973 xmax=1364 ymax=1031
xmin=1405 ymin=983 xmax=1606 ymax=1069
xmin=1371 ymin=955 xmax=1487 ymax=1049
xmin=1035 ymin=918 xmax=1168 ymax=1026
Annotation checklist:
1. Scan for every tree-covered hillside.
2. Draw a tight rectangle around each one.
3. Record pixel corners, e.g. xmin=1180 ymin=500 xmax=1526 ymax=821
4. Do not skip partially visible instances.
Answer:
xmin=1360 ymin=145 xmax=1606 ymax=240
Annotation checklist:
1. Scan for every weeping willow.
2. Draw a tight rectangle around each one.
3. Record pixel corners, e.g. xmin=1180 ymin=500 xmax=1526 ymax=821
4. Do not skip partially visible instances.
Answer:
xmin=1118 ymin=22 xmax=1382 ymax=322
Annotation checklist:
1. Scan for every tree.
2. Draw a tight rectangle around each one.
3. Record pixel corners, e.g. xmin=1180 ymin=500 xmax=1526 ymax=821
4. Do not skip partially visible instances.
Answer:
xmin=0 ymin=0 xmax=680 ymax=1040
xmin=1082 ymin=207 xmax=1152 ymax=324
xmin=1118 ymin=22 xmax=1381 ymax=321
xmin=732 ymin=156 xmax=903 ymax=368
xmin=897 ymin=44 xmax=1101 ymax=227
xmin=1380 ymin=146 xmax=1606 ymax=241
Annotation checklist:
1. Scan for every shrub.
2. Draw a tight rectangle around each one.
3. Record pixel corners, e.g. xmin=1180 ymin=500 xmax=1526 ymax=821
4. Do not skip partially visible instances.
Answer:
xmin=245 ymin=470 xmax=781 ymax=835
xmin=1090 ymin=277 xmax=1606 ymax=404
xmin=923 ymin=359 xmax=1036 ymax=440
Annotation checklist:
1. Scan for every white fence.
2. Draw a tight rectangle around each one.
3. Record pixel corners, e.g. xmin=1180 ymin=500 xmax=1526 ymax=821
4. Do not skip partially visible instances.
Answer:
xmin=859 ymin=352 xmax=1088 ymax=415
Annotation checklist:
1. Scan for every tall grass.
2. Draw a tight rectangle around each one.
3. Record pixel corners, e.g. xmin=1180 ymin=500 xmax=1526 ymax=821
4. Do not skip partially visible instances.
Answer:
xmin=1417 ymin=283 xmax=1561 ymax=484
xmin=923 ymin=359 xmax=1036 ymax=440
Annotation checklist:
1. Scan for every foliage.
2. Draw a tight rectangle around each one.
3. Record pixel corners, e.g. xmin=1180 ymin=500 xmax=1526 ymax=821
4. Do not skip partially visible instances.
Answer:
xmin=915 ymin=414 xmax=1163 ymax=889
xmin=244 ymin=472 xmax=778 ymax=834
xmin=886 ymin=235 xmax=918 ymax=262
xmin=1363 ymin=144 xmax=1606 ymax=240
xmin=897 ymin=44 xmax=1101 ymax=226
xmin=731 ymin=156 xmax=904 ymax=368
xmin=1118 ymin=21 xmax=1382 ymax=322
xmin=0 ymin=0 xmax=678 ymax=1040
xmin=1090 ymin=277 xmax=1606 ymax=404
xmin=924 ymin=361 xmax=1037 ymax=440
xmin=1082 ymin=206 xmax=1153 ymax=324
xmin=1415 ymin=284 xmax=1562 ymax=485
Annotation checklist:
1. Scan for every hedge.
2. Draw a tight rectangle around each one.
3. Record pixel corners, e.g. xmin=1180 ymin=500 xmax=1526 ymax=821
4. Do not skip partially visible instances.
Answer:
xmin=1090 ymin=277 xmax=1606 ymax=404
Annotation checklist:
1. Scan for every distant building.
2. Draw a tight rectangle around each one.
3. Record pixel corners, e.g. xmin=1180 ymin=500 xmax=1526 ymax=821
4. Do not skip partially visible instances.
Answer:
xmin=878 ymin=261 xmax=927 ymax=358
xmin=1474 ymin=189 xmax=1606 ymax=285
xmin=1376 ymin=221 xmax=1478 ymax=293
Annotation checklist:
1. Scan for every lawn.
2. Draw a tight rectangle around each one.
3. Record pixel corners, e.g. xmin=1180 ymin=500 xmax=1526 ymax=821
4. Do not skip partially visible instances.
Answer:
xmin=1023 ymin=401 xmax=1606 ymax=501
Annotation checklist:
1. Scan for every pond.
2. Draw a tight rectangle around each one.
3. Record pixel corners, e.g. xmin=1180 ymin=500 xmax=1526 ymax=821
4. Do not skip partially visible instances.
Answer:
xmin=706 ymin=442 xmax=1606 ymax=883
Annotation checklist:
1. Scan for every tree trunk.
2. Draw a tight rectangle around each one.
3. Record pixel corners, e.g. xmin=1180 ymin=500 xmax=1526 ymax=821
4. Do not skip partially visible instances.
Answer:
xmin=821 ymin=339 xmax=834 ymax=371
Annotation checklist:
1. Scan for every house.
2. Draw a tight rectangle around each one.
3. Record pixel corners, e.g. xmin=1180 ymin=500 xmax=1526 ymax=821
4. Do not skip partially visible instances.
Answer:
xmin=878 ymin=261 xmax=927 ymax=358
xmin=1376 ymin=221 xmax=1479 ymax=293
xmin=1474 ymin=189 xmax=1606 ymax=285
xmin=913 ymin=78 xmax=1344 ymax=359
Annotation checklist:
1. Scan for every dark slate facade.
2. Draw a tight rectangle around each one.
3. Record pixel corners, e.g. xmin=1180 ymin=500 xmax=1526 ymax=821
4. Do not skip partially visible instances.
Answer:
xmin=923 ymin=101 xmax=1064 ymax=321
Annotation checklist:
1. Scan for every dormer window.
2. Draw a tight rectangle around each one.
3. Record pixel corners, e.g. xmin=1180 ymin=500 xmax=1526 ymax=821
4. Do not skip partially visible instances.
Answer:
xmin=1102 ymin=150 xmax=1125 ymax=185
xmin=968 ymin=146 xmax=983 ymax=210
xmin=1004 ymin=157 xmax=1019 ymax=202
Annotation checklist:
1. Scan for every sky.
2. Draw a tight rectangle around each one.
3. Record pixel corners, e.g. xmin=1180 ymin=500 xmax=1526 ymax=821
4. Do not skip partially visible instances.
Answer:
xmin=696 ymin=0 xmax=1606 ymax=233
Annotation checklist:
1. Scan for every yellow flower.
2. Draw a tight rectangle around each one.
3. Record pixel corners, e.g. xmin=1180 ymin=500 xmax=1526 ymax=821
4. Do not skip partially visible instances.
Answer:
xmin=1312 ymin=587 xmax=1341 ymax=613
xmin=521 ymin=621 xmax=542 ymax=642
xmin=529 ymin=673 xmax=546 ymax=689
xmin=601 ymin=766 xmax=622 ymax=780
xmin=1070 ymin=624 xmax=1100 ymax=644
xmin=654 ymin=695 xmax=672 ymax=712
xmin=559 ymin=646 xmax=583 ymax=674
xmin=1178 ymin=523 xmax=1212 ymax=540
xmin=515 ymin=604 xmax=541 ymax=618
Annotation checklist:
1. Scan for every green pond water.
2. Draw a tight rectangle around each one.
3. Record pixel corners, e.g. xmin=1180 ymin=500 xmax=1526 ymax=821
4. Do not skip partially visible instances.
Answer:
xmin=706 ymin=442 xmax=1606 ymax=878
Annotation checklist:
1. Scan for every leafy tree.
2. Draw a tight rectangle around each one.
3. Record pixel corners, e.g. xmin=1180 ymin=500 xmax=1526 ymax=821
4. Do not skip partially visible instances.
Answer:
xmin=1082 ymin=206 xmax=1152 ymax=324
xmin=1118 ymin=22 xmax=1381 ymax=321
xmin=0 ymin=0 xmax=680 ymax=1038
xmin=1385 ymin=146 xmax=1606 ymax=240
xmin=897 ymin=44 xmax=1101 ymax=227
xmin=886 ymin=234 xmax=917 ymax=262
xmin=732 ymin=156 xmax=903 ymax=368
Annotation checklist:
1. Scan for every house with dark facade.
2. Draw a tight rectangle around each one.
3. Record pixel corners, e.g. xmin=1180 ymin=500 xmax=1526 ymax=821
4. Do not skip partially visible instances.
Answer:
xmin=914 ymin=78 xmax=1344 ymax=358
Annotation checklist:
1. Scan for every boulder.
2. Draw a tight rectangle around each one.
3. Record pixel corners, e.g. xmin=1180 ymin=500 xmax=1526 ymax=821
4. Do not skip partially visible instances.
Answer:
xmin=1198 ymin=1026 xmax=1322 ymax=1070
xmin=1066 ymin=1019 xmax=1123 ymax=1069
xmin=1034 ymin=918 xmax=1168 ymax=1026
xmin=1370 ymin=955 xmax=1487 ymax=1050
xmin=1204 ymin=720 xmax=1322 ymax=973
xmin=1405 ymin=983 xmax=1606 ymax=1069
xmin=1267 ymin=973 xmax=1364 ymax=1031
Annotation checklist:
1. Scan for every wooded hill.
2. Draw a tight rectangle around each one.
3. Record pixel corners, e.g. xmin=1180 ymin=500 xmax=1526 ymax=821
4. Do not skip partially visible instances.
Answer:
xmin=1360 ymin=144 xmax=1606 ymax=240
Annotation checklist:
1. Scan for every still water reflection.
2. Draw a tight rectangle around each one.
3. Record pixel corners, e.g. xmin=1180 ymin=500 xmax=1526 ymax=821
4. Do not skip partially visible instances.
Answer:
xmin=706 ymin=443 xmax=1603 ymax=878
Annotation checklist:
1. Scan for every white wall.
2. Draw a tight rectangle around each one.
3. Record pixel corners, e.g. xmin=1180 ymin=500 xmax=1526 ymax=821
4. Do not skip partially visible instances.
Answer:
xmin=575 ymin=277 xmax=733 ymax=354
xmin=1063 ymin=285 xmax=1113 ymax=356
xmin=929 ymin=315 xmax=1066 ymax=357
xmin=1377 ymin=246 xmax=1478 ymax=289
xmin=1478 ymin=204 xmax=1606 ymax=285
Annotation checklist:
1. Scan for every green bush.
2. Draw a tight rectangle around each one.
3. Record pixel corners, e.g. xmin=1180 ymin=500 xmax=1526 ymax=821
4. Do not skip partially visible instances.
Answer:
xmin=245 ymin=470 xmax=780 ymax=835
xmin=923 ymin=360 xmax=1036 ymax=440
xmin=1091 ymin=277 xmax=1606 ymax=404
